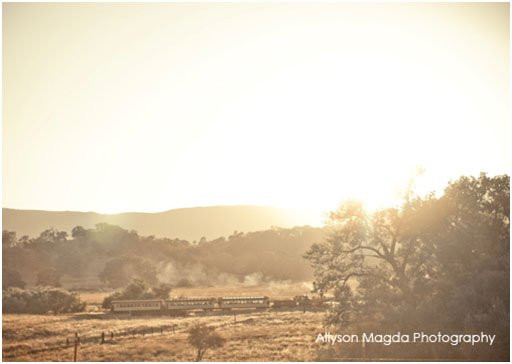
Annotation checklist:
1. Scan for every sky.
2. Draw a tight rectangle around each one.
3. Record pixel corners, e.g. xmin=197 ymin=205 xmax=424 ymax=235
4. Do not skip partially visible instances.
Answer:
xmin=3 ymin=3 xmax=510 ymax=222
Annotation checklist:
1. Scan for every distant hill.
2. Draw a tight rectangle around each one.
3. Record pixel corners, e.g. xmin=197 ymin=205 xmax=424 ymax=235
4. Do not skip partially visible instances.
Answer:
xmin=2 ymin=206 xmax=322 ymax=241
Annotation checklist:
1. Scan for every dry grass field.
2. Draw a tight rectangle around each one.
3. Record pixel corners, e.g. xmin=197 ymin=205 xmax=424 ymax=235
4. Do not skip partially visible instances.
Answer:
xmin=3 ymin=284 xmax=328 ymax=362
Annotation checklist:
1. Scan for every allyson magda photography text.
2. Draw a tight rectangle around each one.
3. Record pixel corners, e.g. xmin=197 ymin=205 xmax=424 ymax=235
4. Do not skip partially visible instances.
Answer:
xmin=2 ymin=1 xmax=509 ymax=363
xmin=316 ymin=332 xmax=497 ymax=347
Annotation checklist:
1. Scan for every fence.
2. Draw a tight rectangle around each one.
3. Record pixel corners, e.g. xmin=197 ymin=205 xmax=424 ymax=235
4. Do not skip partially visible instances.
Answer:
xmin=2 ymin=323 xmax=178 ymax=361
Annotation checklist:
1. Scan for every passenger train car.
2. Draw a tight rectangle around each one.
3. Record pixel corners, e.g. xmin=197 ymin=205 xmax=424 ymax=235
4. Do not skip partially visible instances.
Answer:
xmin=218 ymin=296 xmax=269 ymax=310
xmin=111 ymin=299 xmax=165 ymax=314
xmin=167 ymin=297 xmax=217 ymax=312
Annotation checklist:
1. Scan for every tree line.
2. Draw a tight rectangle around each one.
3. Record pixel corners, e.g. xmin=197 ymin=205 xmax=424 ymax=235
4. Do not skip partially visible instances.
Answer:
xmin=3 ymin=223 xmax=321 ymax=290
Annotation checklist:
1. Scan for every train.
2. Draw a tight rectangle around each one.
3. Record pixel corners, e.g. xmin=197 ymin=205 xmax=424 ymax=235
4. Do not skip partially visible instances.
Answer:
xmin=110 ymin=295 xmax=330 ymax=315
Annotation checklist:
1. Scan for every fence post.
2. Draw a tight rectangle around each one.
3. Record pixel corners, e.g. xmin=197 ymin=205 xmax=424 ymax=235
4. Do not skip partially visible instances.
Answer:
xmin=101 ymin=332 xmax=105 ymax=344
xmin=73 ymin=333 xmax=79 ymax=362
xmin=111 ymin=331 xmax=114 ymax=341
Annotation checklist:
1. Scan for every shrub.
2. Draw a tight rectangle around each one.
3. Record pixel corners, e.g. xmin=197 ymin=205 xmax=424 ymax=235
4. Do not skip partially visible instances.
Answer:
xmin=2 ymin=287 xmax=86 ymax=314
xmin=102 ymin=279 xmax=172 ymax=309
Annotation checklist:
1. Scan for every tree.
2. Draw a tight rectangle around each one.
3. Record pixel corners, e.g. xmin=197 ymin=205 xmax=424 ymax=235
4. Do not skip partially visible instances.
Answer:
xmin=3 ymin=269 xmax=26 ymax=289
xmin=303 ymin=173 xmax=509 ymax=360
xmin=430 ymin=174 xmax=509 ymax=340
xmin=102 ymin=278 xmax=158 ymax=309
xmin=304 ymin=197 xmax=439 ymax=319
xmin=36 ymin=268 xmax=62 ymax=287
xmin=151 ymin=283 xmax=172 ymax=299
xmin=187 ymin=324 xmax=225 ymax=361
xmin=122 ymin=278 xmax=148 ymax=298
xmin=71 ymin=226 xmax=88 ymax=239
xmin=99 ymin=256 xmax=158 ymax=288
xmin=2 ymin=230 xmax=17 ymax=248
xmin=38 ymin=228 xmax=68 ymax=244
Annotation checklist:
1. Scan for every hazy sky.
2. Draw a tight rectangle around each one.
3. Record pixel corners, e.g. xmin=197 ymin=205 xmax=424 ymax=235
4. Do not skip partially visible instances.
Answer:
xmin=3 ymin=3 xmax=510 ymax=220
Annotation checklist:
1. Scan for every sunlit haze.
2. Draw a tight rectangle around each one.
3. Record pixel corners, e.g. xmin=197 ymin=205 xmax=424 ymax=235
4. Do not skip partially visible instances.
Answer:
xmin=3 ymin=3 xmax=509 ymax=224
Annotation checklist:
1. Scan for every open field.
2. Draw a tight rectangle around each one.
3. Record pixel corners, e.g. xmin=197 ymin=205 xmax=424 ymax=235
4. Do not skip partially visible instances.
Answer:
xmin=3 ymin=284 xmax=328 ymax=361
xmin=3 ymin=310 xmax=325 ymax=361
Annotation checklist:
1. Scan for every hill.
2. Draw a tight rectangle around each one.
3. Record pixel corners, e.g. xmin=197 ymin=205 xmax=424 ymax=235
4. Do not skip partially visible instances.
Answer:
xmin=2 ymin=206 xmax=321 ymax=241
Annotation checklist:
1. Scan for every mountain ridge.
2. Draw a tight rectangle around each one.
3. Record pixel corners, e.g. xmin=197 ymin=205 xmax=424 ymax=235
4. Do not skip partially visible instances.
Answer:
xmin=2 ymin=205 xmax=321 ymax=241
